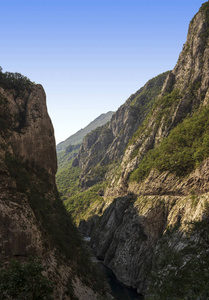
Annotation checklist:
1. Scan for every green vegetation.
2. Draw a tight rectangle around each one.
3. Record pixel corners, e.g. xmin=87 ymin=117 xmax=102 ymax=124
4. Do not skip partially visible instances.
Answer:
xmin=0 ymin=257 xmax=53 ymax=300
xmin=90 ymin=165 xmax=108 ymax=180
xmin=0 ymin=68 xmax=37 ymax=136
xmin=4 ymin=153 xmax=107 ymax=295
xmin=5 ymin=152 xmax=81 ymax=260
xmin=65 ymin=183 xmax=105 ymax=224
xmin=56 ymin=111 xmax=114 ymax=224
xmin=147 ymin=217 xmax=209 ymax=299
xmin=56 ymin=111 xmax=114 ymax=153
xmin=57 ymin=164 xmax=81 ymax=200
xmin=56 ymin=72 xmax=170 ymax=224
xmin=128 ymin=72 xmax=170 ymax=145
xmin=56 ymin=143 xmax=81 ymax=209
xmin=130 ymin=71 xmax=170 ymax=109
xmin=0 ymin=68 xmax=33 ymax=133
xmin=155 ymin=89 xmax=181 ymax=115
xmin=56 ymin=144 xmax=108 ymax=224
xmin=130 ymin=106 xmax=209 ymax=181
xmin=57 ymin=142 xmax=80 ymax=172
xmin=0 ymin=93 xmax=12 ymax=132
xmin=56 ymin=128 xmax=109 ymax=224
xmin=199 ymin=1 xmax=209 ymax=43
xmin=190 ymin=1 xmax=209 ymax=28
xmin=128 ymin=80 xmax=180 ymax=149
xmin=56 ymin=145 xmax=81 ymax=197
xmin=200 ymin=1 xmax=209 ymax=17
xmin=0 ymin=66 xmax=32 ymax=93
xmin=129 ymin=89 xmax=182 ymax=160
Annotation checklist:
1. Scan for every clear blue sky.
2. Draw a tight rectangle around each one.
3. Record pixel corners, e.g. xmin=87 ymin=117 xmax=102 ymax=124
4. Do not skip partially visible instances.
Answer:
xmin=0 ymin=0 xmax=205 ymax=144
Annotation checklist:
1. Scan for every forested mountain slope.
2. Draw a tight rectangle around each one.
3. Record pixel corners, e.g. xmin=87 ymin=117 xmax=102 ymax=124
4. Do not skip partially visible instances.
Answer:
xmin=56 ymin=111 xmax=114 ymax=211
xmin=59 ymin=2 xmax=209 ymax=299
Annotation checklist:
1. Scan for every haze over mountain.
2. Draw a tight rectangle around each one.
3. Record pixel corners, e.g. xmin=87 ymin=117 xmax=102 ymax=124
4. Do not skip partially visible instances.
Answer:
xmin=1 ymin=1 xmax=209 ymax=300
xmin=56 ymin=2 xmax=209 ymax=299
xmin=56 ymin=111 xmax=114 ymax=152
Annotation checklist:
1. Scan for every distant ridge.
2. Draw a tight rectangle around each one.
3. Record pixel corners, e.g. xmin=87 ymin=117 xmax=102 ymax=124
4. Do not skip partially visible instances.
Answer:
xmin=56 ymin=111 xmax=114 ymax=153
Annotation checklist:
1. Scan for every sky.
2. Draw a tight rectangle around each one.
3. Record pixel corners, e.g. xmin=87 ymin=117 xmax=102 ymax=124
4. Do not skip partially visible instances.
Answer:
xmin=0 ymin=0 xmax=206 ymax=144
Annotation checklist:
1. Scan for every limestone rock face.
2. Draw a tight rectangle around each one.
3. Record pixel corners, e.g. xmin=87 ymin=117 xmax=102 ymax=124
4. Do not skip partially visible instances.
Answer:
xmin=76 ymin=72 xmax=169 ymax=188
xmin=0 ymin=84 xmax=57 ymax=177
xmin=0 ymin=83 xmax=57 ymax=261
xmin=0 ymin=78 xmax=104 ymax=299
xmin=91 ymin=161 xmax=209 ymax=295
xmin=72 ymin=4 xmax=209 ymax=299
xmin=112 ymin=5 xmax=209 ymax=196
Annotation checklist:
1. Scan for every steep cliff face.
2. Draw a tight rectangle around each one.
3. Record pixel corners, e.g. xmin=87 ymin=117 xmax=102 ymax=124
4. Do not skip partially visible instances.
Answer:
xmin=0 ymin=79 xmax=57 ymax=261
xmin=117 ymin=3 xmax=209 ymax=194
xmin=0 ymin=71 xmax=107 ymax=300
xmin=56 ymin=111 xmax=114 ymax=153
xmin=0 ymin=84 xmax=57 ymax=176
xmin=74 ymin=71 xmax=169 ymax=188
xmin=65 ymin=2 xmax=209 ymax=299
xmin=91 ymin=162 xmax=209 ymax=297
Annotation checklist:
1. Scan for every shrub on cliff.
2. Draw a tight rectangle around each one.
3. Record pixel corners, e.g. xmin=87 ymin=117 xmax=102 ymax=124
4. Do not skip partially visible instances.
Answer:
xmin=130 ymin=106 xmax=209 ymax=181
xmin=0 ymin=67 xmax=32 ymax=92
xmin=0 ymin=258 xmax=53 ymax=300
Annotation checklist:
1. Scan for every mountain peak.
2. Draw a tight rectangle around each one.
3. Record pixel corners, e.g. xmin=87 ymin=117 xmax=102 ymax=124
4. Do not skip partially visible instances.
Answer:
xmin=165 ymin=2 xmax=209 ymax=103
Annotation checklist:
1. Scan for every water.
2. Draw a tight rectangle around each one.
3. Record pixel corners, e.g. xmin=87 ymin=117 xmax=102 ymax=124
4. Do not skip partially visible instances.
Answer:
xmin=101 ymin=264 xmax=144 ymax=300
xmin=83 ymin=236 xmax=144 ymax=300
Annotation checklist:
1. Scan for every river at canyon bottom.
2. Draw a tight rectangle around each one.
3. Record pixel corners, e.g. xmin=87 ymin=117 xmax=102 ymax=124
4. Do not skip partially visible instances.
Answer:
xmin=83 ymin=237 xmax=144 ymax=300
xmin=101 ymin=264 xmax=144 ymax=300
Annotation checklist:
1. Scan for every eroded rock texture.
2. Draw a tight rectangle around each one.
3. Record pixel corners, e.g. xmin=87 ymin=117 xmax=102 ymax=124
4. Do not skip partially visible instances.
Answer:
xmin=0 ymin=79 xmax=105 ymax=300
xmin=73 ymin=4 xmax=209 ymax=299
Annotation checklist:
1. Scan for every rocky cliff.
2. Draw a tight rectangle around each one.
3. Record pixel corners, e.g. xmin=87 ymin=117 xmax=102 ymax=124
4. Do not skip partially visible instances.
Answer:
xmin=56 ymin=111 xmax=114 ymax=153
xmin=0 ymin=70 xmax=107 ymax=300
xmin=62 ymin=2 xmax=209 ymax=299
xmin=74 ymin=71 xmax=169 ymax=188
xmin=56 ymin=111 xmax=114 ymax=209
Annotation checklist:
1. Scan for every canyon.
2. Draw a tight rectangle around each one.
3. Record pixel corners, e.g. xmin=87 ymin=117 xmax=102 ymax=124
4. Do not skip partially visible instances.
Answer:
xmin=58 ymin=2 xmax=209 ymax=299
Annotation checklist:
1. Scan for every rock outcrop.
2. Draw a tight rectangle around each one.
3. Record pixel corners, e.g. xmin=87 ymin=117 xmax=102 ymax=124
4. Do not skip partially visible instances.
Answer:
xmin=56 ymin=111 xmax=114 ymax=153
xmin=0 ymin=84 xmax=57 ymax=176
xmin=0 ymin=72 xmax=107 ymax=300
xmin=63 ymin=2 xmax=209 ymax=299
xmin=74 ymin=71 xmax=169 ymax=188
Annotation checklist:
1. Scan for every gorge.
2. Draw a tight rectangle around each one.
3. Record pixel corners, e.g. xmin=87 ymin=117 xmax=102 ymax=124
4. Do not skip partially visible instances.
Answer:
xmin=1 ymin=1 xmax=209 ymax=300
xmin=57 ymin=2 xmax=209 ymax=299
